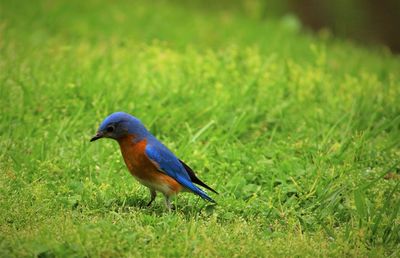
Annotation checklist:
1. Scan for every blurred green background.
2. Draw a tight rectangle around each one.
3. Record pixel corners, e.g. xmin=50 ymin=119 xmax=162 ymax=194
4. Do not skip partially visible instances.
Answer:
xmin=176 ymin=0 xmax=400 ymax=52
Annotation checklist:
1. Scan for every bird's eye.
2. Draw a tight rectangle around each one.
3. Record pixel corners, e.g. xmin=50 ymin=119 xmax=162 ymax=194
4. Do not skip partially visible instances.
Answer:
xmin=106 ymin=125 xmax=115 ymax=133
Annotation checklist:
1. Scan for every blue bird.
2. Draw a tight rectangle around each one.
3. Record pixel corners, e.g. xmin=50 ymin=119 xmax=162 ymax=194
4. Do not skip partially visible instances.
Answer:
xmin=90 ymin=112 xmax=217 ymax=209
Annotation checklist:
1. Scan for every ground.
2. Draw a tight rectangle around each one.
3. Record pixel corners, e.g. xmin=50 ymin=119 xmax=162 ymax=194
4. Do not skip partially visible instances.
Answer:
xmin=0 ymin=0 xmax=399 ymax=257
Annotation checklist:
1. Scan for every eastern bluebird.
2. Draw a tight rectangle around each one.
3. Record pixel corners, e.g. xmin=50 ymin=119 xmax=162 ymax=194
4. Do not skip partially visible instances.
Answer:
xmin=90 ymin=112 xmax=217 ymax=209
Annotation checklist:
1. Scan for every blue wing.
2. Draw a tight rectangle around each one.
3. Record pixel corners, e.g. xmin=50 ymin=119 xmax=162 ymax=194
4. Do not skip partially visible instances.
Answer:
xmin=145 ymin=140 xmax=215 ymax=202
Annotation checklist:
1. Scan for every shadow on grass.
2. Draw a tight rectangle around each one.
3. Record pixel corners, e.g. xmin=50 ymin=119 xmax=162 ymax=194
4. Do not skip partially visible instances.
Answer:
xmin=107 ymin=195 xmax=218 ymax=218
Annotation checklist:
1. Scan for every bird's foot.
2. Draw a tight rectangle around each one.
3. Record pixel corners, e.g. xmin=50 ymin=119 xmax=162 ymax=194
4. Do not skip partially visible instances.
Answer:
xmin=146 ymin=189 xmax=157 ymax=207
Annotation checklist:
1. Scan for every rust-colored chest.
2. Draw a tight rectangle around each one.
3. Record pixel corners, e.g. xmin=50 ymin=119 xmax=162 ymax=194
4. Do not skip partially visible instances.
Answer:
xmin=117 ymin=135 xmax=153 ymax=179
xmin=116 ymin=135 xmax=183 ymax=195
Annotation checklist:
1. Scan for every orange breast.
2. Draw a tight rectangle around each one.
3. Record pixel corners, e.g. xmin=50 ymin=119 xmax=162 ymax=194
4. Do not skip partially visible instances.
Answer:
xmin=117 ymin=135 xmax=183 ymax=196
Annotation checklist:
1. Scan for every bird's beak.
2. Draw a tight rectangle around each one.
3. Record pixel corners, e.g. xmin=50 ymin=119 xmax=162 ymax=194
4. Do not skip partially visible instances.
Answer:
xmin=90 ymin=132 xmax=104 ymax=142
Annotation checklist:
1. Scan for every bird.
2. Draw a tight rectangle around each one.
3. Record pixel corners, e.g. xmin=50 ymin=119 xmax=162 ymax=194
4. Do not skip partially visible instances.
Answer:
xmin=90 ymin=112 xmax=217 ymax=209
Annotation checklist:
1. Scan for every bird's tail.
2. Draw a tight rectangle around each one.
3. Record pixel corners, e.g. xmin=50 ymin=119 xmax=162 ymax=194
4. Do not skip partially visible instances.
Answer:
xmin=193 ymin=187 xmax=216 ymax=203
xmin=179 ymin=159 xmax=218 ymax=194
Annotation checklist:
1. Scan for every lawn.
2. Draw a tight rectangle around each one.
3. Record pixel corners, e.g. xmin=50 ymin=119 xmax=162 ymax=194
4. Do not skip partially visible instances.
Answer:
xmin=0 ymin=0 xmax=399 ymax=257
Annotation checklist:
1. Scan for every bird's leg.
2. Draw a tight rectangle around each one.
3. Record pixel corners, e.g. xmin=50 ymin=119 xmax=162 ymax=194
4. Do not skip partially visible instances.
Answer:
xmin=164 ymin=194 xmax=174 ymax=211
xmin=146 ymin=189 xmax=157 ymax=207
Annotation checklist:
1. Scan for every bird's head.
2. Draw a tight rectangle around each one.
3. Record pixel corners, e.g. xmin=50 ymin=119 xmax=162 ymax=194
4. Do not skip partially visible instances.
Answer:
xmin=90 ymin=112 xmax=149 ymax=142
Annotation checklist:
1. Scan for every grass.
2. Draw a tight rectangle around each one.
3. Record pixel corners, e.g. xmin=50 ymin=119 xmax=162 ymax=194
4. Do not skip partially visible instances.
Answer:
xmin=1 ymin=0 xmax=399 ymax=256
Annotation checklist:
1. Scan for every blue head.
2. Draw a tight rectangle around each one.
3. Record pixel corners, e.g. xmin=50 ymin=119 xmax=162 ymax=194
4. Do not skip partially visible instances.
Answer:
xmin=90 ymin=112 xmax=149 ymax=142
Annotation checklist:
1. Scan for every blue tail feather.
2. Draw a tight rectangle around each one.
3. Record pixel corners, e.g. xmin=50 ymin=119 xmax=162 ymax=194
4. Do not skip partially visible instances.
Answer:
xmin=192 ymin=185 xmax=216 ymax=203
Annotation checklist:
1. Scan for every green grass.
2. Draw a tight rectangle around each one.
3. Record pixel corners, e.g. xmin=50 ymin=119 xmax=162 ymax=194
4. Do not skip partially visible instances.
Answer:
xmin=1 ymin=0 xmax=400 ymax=257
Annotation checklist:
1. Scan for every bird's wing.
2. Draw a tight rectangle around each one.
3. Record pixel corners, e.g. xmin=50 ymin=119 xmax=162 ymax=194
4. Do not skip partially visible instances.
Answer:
xmin=144 ymin=141 xmax=214 ymax=202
